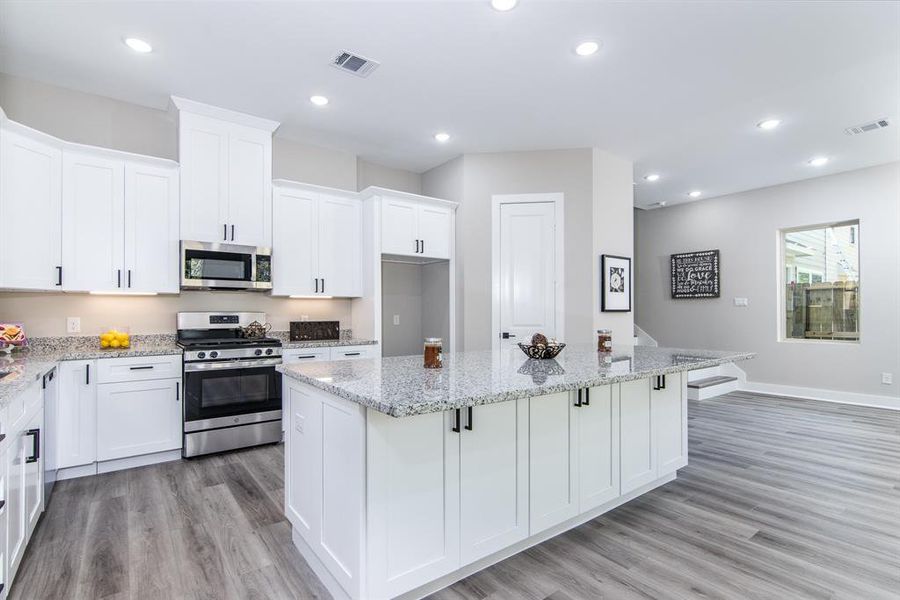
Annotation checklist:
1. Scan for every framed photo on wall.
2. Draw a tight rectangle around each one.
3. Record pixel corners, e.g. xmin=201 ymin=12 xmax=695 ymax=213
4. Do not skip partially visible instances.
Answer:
xmin=601 ymin=254 xmax=632 ymax=312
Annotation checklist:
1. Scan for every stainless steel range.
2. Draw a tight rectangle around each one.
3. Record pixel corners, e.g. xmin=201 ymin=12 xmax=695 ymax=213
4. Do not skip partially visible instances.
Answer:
xmin=177 ymin=311 xmax=282 ymax=457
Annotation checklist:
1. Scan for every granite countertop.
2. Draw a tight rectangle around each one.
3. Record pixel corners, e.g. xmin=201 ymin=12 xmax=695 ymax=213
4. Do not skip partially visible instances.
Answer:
xmin=0 ymin=353 xmax=58 ymax=407
xmin=281 ymin=338 xmax=378 ymax=350
xmin=277 ymin=344 xmax=755 ymax=417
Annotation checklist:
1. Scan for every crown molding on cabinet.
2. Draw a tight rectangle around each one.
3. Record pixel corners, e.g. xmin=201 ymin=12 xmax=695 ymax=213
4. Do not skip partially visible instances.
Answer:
xmin=359 ymin=185 xmax=459 ymax=210
xmin=169 ymin=96 xmax=280 ymax=133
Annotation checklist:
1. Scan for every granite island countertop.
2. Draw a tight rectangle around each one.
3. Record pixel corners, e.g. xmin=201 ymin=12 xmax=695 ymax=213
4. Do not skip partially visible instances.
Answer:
xmin=277 ymin=344 xmax=755 ymax=417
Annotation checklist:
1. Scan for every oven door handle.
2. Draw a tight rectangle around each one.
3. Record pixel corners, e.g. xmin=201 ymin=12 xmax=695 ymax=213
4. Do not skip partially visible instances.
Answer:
xmin=184 ymin=358 xmax=283 ymax=372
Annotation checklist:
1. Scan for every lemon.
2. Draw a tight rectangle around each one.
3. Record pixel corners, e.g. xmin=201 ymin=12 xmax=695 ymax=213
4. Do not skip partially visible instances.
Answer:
xmin=116 ymin=333 xmax=129 ymax=343
xmin=100 ymin=333 xmax=113 ymax=342
xmin=121 ymin=340 xmax=130 ymax=348
xmin=100 ymin=340 xmax=110 ymax=348
xmin=110 ymin=339 xmax=121 ymax=348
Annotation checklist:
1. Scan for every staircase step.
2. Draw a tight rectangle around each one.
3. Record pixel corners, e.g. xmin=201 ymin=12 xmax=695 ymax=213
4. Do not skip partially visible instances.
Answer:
xmin=688 ymin=375 xmax=738 ymax=389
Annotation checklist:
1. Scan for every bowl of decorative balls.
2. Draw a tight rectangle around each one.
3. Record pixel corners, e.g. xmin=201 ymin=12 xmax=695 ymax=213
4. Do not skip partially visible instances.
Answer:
xmin=517 ymin=333 xmax=566 ymax=360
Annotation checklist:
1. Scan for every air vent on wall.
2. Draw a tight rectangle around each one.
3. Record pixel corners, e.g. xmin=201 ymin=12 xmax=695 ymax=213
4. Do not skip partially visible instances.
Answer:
xmin=331 ymin=50 xmax=380 ymax=78
xmin=844 ymin=118 xmax=890 ymax=135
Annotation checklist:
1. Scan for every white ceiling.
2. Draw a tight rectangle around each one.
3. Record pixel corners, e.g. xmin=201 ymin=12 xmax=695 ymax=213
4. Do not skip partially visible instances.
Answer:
xmin=1 ymin=1 xmax=898 ymax=207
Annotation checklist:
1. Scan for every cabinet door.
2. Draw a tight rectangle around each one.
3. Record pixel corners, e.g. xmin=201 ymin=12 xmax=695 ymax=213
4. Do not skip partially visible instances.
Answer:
xmin=124 ymin=162 xmax=179 ymax=293
xmin=61 ymin=150 xmax=124 ymax=292
xmin=619 ymin=379 xmax=657 ymax=494
xmin=0 ymin=447 xmax=7 ymax=595
xmin=0 ymin=128 xmax=62 ymax=290
xmin=579 ymin=385 xmax=620 ymax=511
xmin=24 ymin=409 xmax=43 ymax=536
xmin=367 ymin=409 xmax=460 ymax=599
xmin=227 ymin=124 xmax=272 ymax=247
xmin=96 ymin=379 xmax=181 ymax=461
xmin=272 ymin=188 xmax=317 ymax=296
xmin=529 ymin=392 xmax=578 ymax=534
xmin=654 ymin=373 xmax=687 ymax=474
xmin=381 ymin=197 xmax=418 ymax=256
xmin=317 ymin=193 xmax=361 ymax=297
xmin=6 ymin=420 xmax=27 ymax=581
xmin=417 ymin=204 xmax=452 ymax=260
xmin=57 ymin=360 xmax=97 ymax=469
xmin=459 ymin=398 xmax=528 ymax=565
xmin=179 ymin=113 xmax=229 ymax=243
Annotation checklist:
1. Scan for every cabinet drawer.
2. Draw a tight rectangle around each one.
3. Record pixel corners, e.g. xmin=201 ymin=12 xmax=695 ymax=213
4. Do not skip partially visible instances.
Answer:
xmin=329 ymin=345 xmax=376 ymax=361
xmin=282 ymin=348 xmax=330 ymax=364
xmin=97 ymin=354 xmax=182 ymax=383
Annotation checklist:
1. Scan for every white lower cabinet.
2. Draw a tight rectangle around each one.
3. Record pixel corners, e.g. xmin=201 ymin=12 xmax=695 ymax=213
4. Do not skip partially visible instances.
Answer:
xmin=5 ymin=422 xmax=26 ymax=584
xmin=529 ymin=391 xmax=578 ymax=533
xmin=57 ymin=360 xmax=97 ymax=469
xmin=654 ymin=372 xmax=687 ymax=474
xmin=619 ymin=378 xmax=657 ymax=494
xmin=578 ymin=384 xmax=620 ymax=510
xmin=0 ymin=447 xmax=7 ymax=598
xmin=459 ymin=399 xmax=529 ymax=564
xmin=329 ymin=345 xmax=377 ymax=361
xmin=97 ymin=379 xmax=181 ymax=461
xmin=23 ymin=409 xmax=43 ymax=536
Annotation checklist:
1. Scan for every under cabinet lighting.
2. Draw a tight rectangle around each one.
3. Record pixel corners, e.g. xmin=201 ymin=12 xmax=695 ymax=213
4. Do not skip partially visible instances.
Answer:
xmin=434 ymin=132 xmax=451 ymax=142
xmin=124 ymin=38 xmax=153 ymax=53
xmin=89 ymin=291 xmax=158 ymax=296
xmin=290 ymin=295 xmax=334 ymax=299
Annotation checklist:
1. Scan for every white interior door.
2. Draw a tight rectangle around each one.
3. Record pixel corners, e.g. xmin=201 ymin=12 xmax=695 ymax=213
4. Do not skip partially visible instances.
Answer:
xmin=498 ymin=201 xmax=558 ymax=346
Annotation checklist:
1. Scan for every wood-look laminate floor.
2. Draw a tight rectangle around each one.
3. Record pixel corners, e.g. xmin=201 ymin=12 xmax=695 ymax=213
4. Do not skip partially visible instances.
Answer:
xmin=10 ymin=391 xmax=900 ymax=600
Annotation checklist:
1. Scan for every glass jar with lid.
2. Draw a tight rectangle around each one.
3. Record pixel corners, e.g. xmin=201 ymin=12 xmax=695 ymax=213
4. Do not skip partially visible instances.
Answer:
xmin=597 ymin=329 xmax=613 ymax=353
xmin=424 ymin=337 xmax=443 ymax=369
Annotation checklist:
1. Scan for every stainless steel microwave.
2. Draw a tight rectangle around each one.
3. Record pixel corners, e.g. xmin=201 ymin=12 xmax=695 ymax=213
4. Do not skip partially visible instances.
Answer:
xmin=180 ymin=241 xmax=272 ymax=290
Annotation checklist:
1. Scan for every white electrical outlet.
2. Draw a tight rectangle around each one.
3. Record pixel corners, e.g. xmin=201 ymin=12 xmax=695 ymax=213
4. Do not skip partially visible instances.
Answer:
xmin=393 ymin=314 xmax=400 ymax=326
xmin=295 ymin=414 xmax=305 ymax=434
xmin=882 ymin=373 xmax=893 ymax=385
xmin=733 ymin=297 xmax=749 ymax=307
xmin=66 ymin=317 xmax=81 ymax=333
xmin=300 ymin=315 xmax=309 ymax=321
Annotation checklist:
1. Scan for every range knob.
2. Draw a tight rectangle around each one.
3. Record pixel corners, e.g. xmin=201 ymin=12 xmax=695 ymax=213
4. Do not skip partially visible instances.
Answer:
xmin=254 ymin=349 xmax=263 ymax=356
xmin=265 ymin=348 xmax=274 ymax=356
xmin=210 ymin=351 xmax=219 ymax=358
xmin=197 ymin=351 xmax=206 ymax=359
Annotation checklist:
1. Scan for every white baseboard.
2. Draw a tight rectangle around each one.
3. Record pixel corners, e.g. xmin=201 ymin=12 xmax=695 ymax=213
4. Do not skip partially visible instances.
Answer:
xmin=57 ymin=449 xmax=183 ymax=481
xmin=739 ymin=381 xmax=899 ymax=411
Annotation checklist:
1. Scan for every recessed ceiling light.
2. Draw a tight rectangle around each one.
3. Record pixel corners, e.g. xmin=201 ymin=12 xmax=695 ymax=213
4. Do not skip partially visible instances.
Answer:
xmin=808 ymin=156 xmax=829 ymax=167
xmin=491 ymin=0 xmax=518 ymax=11
xmin=757 ymin=118 xmax=781 ymax=130
xmin=309 ymin=95 xmax=329 ymax=106
xmin=575 ymin=41 xmax=600 ymax=56
xmin=644 ymin=173 xmax=660 ymax=182
xmin=124 ymin=37 xmax=153 ymax=53
xmin=688 ymin=190 xmax=702 ymax=198
xmin=434 ymin=132 xmax=451 ymax=143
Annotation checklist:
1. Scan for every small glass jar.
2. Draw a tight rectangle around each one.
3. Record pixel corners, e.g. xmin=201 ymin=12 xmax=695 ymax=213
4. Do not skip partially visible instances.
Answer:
xmin=424 ymin=337 xmax=443 ymax=369
xmin=597 ymin=329 xmax=613 ymax=353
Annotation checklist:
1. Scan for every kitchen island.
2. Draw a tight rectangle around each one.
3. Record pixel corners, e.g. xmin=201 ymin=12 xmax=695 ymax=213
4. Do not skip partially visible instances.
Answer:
xmin=278 ymin=345 xmax=754 ymax=600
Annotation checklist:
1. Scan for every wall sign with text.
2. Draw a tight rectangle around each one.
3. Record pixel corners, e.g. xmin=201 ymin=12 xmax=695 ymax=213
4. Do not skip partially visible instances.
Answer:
xmin=671 ymin=250 xmax=720 ymax=299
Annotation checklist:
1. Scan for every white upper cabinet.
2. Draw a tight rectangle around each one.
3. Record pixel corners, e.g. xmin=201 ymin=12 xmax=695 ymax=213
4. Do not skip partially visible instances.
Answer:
xmin=173 ymin=97 xmax=278 ymax=247
xmin=62 ymin=150 xmax=125 ymax=292
xmin=0 ymin=125 xmax=62 ymax=290
xmin=124 ymin=162 xmax=180 ymax=293
xmin=272 ymin=182 xmax=362 ymax=298
xmin=377 ymin=191 xmax=453 ymax=260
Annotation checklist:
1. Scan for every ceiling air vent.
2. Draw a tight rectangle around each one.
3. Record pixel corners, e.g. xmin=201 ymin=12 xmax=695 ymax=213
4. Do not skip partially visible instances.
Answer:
xmin=331 ymin=50 xmax=380 ymax=78
xmin=844 ymin=118 xmax=890 ymax=136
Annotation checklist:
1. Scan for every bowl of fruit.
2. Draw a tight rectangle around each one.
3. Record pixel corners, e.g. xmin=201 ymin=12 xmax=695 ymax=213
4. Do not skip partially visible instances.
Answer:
xmin=517 ymin=333 xmax=566 ymax=360
xmin=99 ymin=329 xmax=131 ymax=350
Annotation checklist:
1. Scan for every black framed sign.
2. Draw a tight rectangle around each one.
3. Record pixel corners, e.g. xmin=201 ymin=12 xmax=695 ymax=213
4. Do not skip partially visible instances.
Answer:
xmin=671 ymin=250 xmax=720 ymax=299
xmin=601 ymin=254 xmax=631 ymax=312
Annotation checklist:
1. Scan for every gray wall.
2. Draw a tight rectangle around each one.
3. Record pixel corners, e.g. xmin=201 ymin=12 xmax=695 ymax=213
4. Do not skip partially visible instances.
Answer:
xmin=0 ymin=73 xmax=420 ymax=336
xmin=380 ymin=260 xmax=450 ymax=357
xmin=358 ymin=159 xmax=422 ymax=194
xmin=634 ymin=162 xmax=900 ymax=400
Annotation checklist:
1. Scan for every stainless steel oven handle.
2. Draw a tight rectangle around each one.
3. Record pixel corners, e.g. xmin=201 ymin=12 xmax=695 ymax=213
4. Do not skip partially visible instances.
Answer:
xmin=184 ymin=358 xmax=282 ymax=372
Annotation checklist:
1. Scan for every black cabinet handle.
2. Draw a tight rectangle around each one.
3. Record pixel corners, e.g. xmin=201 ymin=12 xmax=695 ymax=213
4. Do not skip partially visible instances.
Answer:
xmin=314 ymin=278 xmax=319 ymax=293
xmin=117 ymin=269 xmax=122 ymax=288
xmin=421 ymin=239 xmax=425 ymax=255
xmin=343 ymin=352 xmax=361 ymax=357
xmin=584 ymin=387 xmax=591 ymax=406
xmin=296 ymin=355 xmax=317 ymax=360
xmin=231 ymin=224 xmax=235 ymax=241
xmin=129 ymin=365 xmax=154 ymax=371
xmin=414 ymin=239 xmax=419 ymax=254
xmin=25 ymin=428 xmax=40 ymax=463
xmin=0 ymin=434 xmax=6 ymax=443
xmin=176 ymin=382 xmax=180 ymax=402
xmin=465 ymin=406 xmax=473 ymax=431
xmin=86 ymin=363 xmax=90 ymax=385
xmin=56 ymin=266 xmax=63 ymax=286
xmin=0 ymin=500 xmax=5 ymax=511
xmin=452 ymin=408 xmax=461 ymax=433
xmin=575 ymin=389 xmax=582 ymax=407
xmin=127 ymin=269 xmax=132 ymax=288
xmin=321 ymin=279 xmax=325 ymax=293
xmin=224 ymin=224 xmax=228 ymax=241
xmin=661 ymin=375 xmax=667 ymax=390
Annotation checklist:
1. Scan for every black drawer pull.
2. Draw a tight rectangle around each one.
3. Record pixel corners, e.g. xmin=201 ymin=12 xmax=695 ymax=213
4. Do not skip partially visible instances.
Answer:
xmin=0 ymin=434 xmax=5 ymax=443
xmin=25 ymin=428 xmax=40 ymax=463
xmin=296 ymin=355 xmax=317 ymax=359
xmin=343 ymin=352 xmax=361 ymax=357
xmin=129 ymin=366 xmax=154 ymax=371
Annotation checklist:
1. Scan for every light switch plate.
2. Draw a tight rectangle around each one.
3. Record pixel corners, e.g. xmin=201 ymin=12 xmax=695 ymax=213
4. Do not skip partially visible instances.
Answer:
xmin=66 ymin=317 xmax=81 ymax=333
xmin=733 ymin=297 xmax=749 ymax=307
xmin=883 ymin=373 xmax=893 ymax=385
xmin=393 ymin=314 xmax=400 ymax=326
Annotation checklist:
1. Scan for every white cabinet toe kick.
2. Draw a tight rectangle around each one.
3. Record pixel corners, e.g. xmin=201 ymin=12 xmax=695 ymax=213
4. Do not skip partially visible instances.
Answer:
xmin=283 ymin=373 xmax=688 ymax=600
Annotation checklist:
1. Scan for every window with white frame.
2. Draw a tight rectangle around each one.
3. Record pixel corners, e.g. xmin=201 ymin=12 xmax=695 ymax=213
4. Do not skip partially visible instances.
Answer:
xmin=781 ymin=221 xmax=859 ymax=342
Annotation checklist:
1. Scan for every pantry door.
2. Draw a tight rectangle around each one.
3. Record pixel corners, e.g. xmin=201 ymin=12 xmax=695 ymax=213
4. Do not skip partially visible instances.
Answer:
xmin=492 ymin=194 xmax=564 ymax=351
